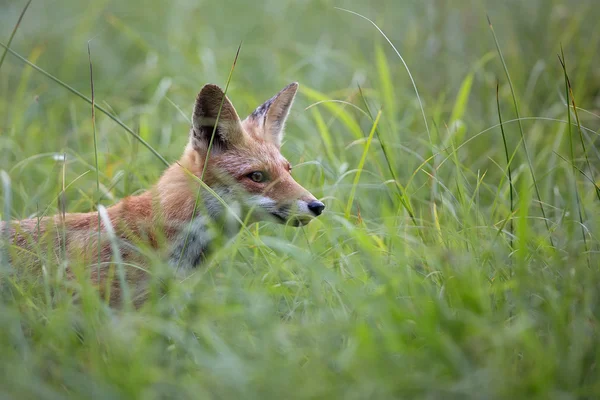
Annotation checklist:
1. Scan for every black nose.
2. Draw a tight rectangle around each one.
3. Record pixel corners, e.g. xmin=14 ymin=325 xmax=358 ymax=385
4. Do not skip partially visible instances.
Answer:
xmin=307 ymin=200 xmax=325 ymax=216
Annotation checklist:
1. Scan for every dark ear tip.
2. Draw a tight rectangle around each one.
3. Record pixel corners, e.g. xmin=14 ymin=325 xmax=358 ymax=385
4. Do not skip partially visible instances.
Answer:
xmin=198 ymin=83 xmax=224 ymax=98
xmin=286 ymin=82 xmax=299 ymax=91
xmin=201 ymin=83 xmax=222 ymax=90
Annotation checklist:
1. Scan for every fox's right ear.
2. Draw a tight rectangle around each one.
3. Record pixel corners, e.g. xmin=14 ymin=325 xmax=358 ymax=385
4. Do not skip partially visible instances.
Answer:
xmin=247 ymin=82 xmax=298 ymax=147
xmin=191 ymin=84 xmax=245 ymax=151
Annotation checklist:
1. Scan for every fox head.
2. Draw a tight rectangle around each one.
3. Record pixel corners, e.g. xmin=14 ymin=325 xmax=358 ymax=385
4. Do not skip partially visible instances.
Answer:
xmin=186 ymin=82 xmax=324 ymax=226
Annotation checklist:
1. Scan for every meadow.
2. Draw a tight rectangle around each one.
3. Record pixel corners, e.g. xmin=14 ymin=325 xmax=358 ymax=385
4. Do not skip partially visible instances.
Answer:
xmin=1 ymin=0 xmax=600 ymax=398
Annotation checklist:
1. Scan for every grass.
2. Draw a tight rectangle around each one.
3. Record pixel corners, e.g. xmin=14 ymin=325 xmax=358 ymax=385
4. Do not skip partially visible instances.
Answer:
xmin=1 ymin=0 xmax=600 ymax=398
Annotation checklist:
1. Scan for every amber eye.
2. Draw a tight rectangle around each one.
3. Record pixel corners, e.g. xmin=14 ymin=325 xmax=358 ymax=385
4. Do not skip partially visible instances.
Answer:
xmin=248 ymin=171 xmax=267 ymax=183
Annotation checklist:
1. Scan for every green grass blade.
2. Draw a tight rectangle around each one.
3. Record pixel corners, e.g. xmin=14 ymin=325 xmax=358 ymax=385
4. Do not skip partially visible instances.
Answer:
xmin=0 ymin=171 xmax=11 ymax=269
xmin=0 ymin=0 xmax=32 ymax=72
xmin=336 ymin=7 xmax=430 ymax=143
xmin=87 ymin=41 xmax=103 ymax=278
xmin=97 ymin=205 xmax=131 ymax=310
xmin=558 ymin=49 xmax=600 ymax=202
xmin=447 ymin=72 xmax=474 ymax=145
xmin=554 ymin=152 xmax=600 ymax=193
xmin=301 ymin=85 xmax=364 ymax=140
xmin=375 ymin=43 xmax=397 ymax=137
xmin=345 ymin=109 xmax=382 ymax=219
xmin=199 ymin=42 xmax=242 ymax=181
xmin=558 ymin=50 xmax=589 ymax=265
xmin=177 ymin=42 xmax=242 ymax=271
xmin=356 ymin=85 xmax=416 ymax=224
xmin=487 ymin=15 xmax=554 ymax=248
xmin=309 ymin=107 xmax=338 ymax=164
xmin=495 ymin=81 xmax=514 ymax=248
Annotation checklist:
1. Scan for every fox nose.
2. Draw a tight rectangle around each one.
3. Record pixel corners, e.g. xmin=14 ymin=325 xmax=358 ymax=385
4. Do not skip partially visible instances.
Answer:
xmin=307 ymin=200 xmax=325 ymax=216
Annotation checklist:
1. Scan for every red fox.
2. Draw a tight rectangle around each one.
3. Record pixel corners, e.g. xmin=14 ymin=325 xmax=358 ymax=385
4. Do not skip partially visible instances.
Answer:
xmin=1 ymin=82 xmax=325 ymax=305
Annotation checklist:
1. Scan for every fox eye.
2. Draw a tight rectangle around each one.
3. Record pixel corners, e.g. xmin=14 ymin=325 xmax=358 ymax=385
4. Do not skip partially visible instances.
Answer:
xmin=248 ymin=171 xmax=267 ymax=183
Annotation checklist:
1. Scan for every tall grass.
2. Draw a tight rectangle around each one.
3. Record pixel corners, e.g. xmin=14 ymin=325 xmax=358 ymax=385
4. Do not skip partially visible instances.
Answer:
xmin=1 ymin=0 xmax=600 ymax=398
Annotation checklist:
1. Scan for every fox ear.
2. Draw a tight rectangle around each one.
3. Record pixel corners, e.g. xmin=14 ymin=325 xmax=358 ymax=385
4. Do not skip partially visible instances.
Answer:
xmin=191 ymin=84 xmax=245 ymax=151
xmin=248 ymin=82 xmax=298 ymax=147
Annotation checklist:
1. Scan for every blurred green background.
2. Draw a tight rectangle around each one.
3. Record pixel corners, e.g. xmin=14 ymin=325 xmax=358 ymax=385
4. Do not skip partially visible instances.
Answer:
xmin=1 ymin=0 xmax=600 ymax=398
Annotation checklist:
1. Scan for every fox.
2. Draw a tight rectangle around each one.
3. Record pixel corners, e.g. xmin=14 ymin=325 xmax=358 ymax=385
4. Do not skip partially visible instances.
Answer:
xmin=0 ymin=82 xmax=325 ymax=306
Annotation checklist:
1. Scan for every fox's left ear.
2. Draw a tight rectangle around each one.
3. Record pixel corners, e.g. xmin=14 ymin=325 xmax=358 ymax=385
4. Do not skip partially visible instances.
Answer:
xmin=248 ymin=82 xmax=298 ymax=147
xmin=191 ymin=84 xmax=245 ymax=152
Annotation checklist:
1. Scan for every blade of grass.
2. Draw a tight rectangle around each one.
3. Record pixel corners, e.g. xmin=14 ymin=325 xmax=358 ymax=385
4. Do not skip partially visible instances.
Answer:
xmin=336 ymin=7 xmax=430 ymax=144
xmin=496 ymin=81 xmax=514 ymax=249
xmin=553 ymin=152 xmax=600 ymax=193
xmin=558 ymin=48 xmax=600 ymax=202
xmin=446 ymin=71 xmax=474 ymax=147
xmin=176 ymin=42 xmax=242 ymax=271
xmin=59 ymin=153 xmax=67 ymax=261
xmin=356 ymin=85 xmax=416 ymax=224
xmin=98 ymin=205 xmax=131 ymax=310
xmin=487 ymin=16 xmax=554 ymax=248
xmin=375 ymin=43 xmax=397 ymax=139
xmin=301 ymin=85 xmax=364 ymax=140
xmin=437 ymin=116 xmax=597 ymax=171
xmin=558 ymin=50 xmax=590 ymax=265
xmin=309 ymin=107 xmax=338 ymax=164
xmin=1 ymin=171 xmax=11 ymax=269
xmin=200 ymin=42 xmax=241 ymax=181
xmin=570 ymin=106 xmax=600 ymax=120
xmin=0 ymin=41 xmax=169 ymax=167
xmin=88 ymin=41 xmax=102 ymax=280
xmin=345 ymin=109 xmax=382 ymax=219
xmin=305 ymin=99 xmax=370 ymax=119
xmin=165 ymin=96 xmax=192 ymax=124
xmin=0 ymin=0 xmax=32 ymax=72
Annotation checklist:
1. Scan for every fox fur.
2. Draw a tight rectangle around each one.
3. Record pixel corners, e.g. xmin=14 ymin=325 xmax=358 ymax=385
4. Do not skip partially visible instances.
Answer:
xmin=0 ymin=82 xmax=325 ymax=306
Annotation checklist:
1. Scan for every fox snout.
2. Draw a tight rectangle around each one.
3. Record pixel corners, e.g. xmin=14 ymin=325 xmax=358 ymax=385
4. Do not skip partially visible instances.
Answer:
xmin=307 ymin=200 xmax=325 ymax=216
xmin=282 ymin=196 xmax=325 ymax=226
